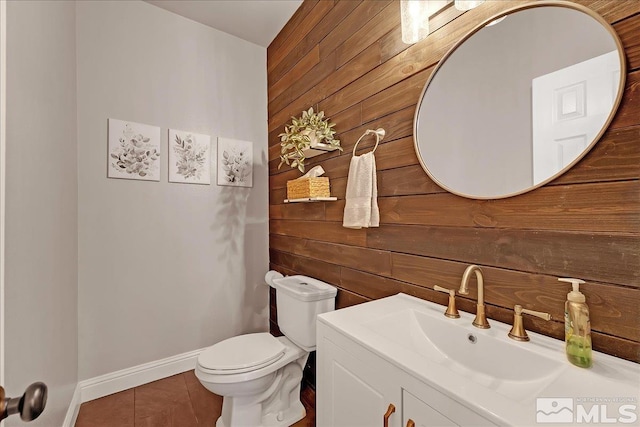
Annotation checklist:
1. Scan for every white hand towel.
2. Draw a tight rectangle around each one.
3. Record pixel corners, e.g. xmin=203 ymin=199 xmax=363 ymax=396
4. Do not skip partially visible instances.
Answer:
xmin=343 ymin=151 xmax=379 ymax=229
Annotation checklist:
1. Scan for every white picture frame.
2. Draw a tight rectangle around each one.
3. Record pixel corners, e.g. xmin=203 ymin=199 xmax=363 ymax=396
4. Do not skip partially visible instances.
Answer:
xmin=217 ymin=137 xmax=253 ymax=188
xmin=108 ymin=118 xmax=161 ymax=181
xmin=168 ymin=129 xmax=211 ymax=185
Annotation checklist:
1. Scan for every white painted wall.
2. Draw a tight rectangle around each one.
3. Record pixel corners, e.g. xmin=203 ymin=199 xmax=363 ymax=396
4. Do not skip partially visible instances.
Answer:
xmin=4 ymin=1 xmax=78 ymax=425
xmin=76 ymin=1 xmax=269 ymax=380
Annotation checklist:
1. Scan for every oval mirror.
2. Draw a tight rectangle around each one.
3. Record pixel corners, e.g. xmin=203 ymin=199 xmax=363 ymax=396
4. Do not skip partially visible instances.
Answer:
xmin=414 ymin=2 xmax=626 ymax=199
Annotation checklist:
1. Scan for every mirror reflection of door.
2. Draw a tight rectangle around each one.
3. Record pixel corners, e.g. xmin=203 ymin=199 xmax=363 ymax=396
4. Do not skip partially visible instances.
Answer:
xmin=413 ymin=4 xmax=625 ymax=199
xmin=532 ymin=50 xmax=619 ymax=185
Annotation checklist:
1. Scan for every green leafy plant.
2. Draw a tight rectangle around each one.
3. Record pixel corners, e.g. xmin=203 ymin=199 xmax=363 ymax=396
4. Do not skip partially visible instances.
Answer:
xmin=278 ymin=107 xmax=341 ymax=173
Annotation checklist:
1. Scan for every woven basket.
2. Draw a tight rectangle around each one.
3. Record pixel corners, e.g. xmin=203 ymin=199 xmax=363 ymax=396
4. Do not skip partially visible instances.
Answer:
xmin=286 ymin=177 xmax=330 ymax=199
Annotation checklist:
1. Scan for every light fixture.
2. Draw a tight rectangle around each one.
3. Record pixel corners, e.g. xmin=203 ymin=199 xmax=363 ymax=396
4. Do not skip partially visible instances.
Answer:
xmin=454 ymin=0 xmax=485 ymax=11
xmin=400 ymin=0 xmax=449 ymax=45
xmin=400 ymin=0 xmax=431 ymax=44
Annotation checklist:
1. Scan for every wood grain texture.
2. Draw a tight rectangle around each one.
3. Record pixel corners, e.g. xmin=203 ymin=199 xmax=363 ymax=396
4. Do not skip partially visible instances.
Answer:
xmin=335 ymin=2 xmax=399 ymax=69
xmin=360 ymin=68 xmax=430 ymax=123
xmin=269 ymin=201 xmax=326 ymax=221
xmin=318 ymin=1 xmax=392 ymax=59
xmin=267 ymin=0 xmax=318 ymax=72
xmin=270 ymin=249 xmax=341 ymax=285
xmin=391 ymin=253 xmax=640 ymax=342
xmin=269 ymin=50 xmax=336 ymax=118
xmin=341 ymin=106 xmax=414 ymax=152
xmin=270 ymin=219 xmax=367 ymax=246
xmin=269 ymin=0 xmax=366 ymax=98
xmin=575 ymin=0 xmax=640 ymax=24
xmin=324 ymin=180 xmax=640 ymax=231
xmin=367 ymin=224 xmax=639 ymax=287
xmin=267 ymin=0 xmax=333 ymax=74
xmin=270 ymin=234 xmax=392 ymax=276
xmin=271 ymin=164 xmax=445 ymax=205
xmin=268 ymin=105 xmax=416 ymax=174
xmin=268 ymin=0 xmax=640 ymax=363
xmin=371 ymin=181 xmax=640 ymax=232
xmin=336 ymin=288 xmax=370 ymax=310
xmin=316 ymin=1 xmax=537 ymax=118
xmin=270 ymin=40 xmax=382 ymax=132
xmin=609 ymin=70 xmax=640 ymax=130
xmin=376 ymin=165 xmax=444 ymax=196
xmin=614 ymin=12 xmax=640 ymax=71
xmin=269 ymin=45 xmax=320 ymax=102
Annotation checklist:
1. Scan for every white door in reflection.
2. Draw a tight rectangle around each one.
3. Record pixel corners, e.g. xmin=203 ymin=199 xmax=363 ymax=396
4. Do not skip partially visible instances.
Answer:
xmin=532 ymin=50 xmax=619 ymax=185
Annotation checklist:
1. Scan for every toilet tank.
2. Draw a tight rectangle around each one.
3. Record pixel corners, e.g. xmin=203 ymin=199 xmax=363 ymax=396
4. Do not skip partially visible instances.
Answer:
xmin=272 ymin=275 xmax=337 ymax=352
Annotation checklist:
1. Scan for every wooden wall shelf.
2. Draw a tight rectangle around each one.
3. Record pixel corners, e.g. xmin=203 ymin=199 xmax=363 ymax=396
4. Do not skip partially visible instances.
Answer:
xmin=284 ymin=197 xmax=337 ymax=203
xmin=303 ymin=144 xmax=340 ymax=159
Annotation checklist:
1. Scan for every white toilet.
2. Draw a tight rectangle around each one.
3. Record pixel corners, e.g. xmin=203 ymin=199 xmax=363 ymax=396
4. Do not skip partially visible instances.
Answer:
xmin=195 ymin=272 xmax=337 ymax=427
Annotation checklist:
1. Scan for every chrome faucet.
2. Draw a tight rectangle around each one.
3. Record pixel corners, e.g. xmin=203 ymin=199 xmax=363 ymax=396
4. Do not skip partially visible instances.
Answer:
xmin=458 ymin=265 xmax=490 ymax=329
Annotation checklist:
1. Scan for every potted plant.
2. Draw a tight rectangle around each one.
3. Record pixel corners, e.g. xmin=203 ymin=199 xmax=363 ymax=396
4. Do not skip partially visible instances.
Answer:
xmin=278 ymin=107 xmax=341 ymax=173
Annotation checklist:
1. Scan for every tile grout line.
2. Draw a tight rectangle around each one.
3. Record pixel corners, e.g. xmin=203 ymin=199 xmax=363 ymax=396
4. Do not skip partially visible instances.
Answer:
xmin=133 ymin=383 xmax=137 ymax=427
xmin=181 ymin=371 xmax=200 ymax=425
xmin=75 ymin=371 xmax=315 ymax=426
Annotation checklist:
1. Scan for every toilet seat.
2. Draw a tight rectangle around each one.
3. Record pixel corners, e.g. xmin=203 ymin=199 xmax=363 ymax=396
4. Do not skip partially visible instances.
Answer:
xmin=197 ymin=333 xmax=286 ymax=375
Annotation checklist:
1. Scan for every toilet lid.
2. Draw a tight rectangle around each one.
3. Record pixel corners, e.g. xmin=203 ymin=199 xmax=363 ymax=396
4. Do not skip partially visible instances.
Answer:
xmin=197 ymin=333 xmax=286 ymax=374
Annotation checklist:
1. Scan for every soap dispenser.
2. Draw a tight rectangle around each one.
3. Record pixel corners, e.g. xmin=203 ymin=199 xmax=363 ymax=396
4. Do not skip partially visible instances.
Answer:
xmin=559 ymin=278 xmax=593 ymax=368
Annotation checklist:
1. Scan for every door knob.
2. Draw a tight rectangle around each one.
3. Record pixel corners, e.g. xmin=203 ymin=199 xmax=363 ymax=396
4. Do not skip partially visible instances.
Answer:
xmin=1 ymin=382 xmax=48 ymax=421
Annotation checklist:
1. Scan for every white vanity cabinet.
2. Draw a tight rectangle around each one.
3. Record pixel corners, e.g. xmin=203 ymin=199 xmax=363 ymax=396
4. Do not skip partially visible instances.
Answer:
xmin=317 ymin=329 xmax=400 ymax=426
xmin=317 ymin=321 xmax=496 ymax=427
xmin=316 ymin=293 xmax=640 ymax=426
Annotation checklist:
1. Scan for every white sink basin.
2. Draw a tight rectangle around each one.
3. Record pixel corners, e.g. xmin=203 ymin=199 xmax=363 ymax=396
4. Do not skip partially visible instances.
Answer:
xmin=365 ymin=307 xmax=566 ymax=402
xmin=319 ymin=293 xmax=640 ymax=425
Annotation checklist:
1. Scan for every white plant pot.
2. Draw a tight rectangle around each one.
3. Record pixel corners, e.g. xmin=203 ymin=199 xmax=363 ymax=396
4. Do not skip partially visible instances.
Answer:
xmin=281 ymin=130 xmax=340 ymax=165
xmin=299 ymin=129 xmax=339 ymax=158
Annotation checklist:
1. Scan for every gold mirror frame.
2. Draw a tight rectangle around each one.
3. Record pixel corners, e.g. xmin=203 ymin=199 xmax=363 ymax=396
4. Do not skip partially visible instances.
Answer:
xmin=413 ymin=1 xmax=627 ymax=200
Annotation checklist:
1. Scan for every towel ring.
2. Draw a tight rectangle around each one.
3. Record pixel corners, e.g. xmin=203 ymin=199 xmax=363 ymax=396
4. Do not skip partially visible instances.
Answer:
xmin=352 ymin=128 xmax=386 ymax=156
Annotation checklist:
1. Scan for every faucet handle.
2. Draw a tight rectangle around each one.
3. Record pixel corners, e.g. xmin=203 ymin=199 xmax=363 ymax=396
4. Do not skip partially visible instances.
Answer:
xmin=433 ymin=284 xmax=453 ymax=294
xmin=520 ymin=305 xmax=552 ymax=321
xmin=433 ymin=285 xmax=460 ymax=318
xmin=508 ymin=304 xmax=552 ymax=341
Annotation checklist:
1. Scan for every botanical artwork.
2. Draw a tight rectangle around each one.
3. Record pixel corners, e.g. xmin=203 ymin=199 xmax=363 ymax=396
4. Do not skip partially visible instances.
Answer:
xmin=168 ymin=129 xmax=211 ymax=184
xmin=217 ymin=137 xmax=253 ymax=188
xmin=108 ymin=119 xmax=161 ymax=181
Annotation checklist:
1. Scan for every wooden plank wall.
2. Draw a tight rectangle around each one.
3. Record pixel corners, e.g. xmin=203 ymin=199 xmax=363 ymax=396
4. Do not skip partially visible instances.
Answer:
xmin=267 ymin=0 xmax=640 ymax=363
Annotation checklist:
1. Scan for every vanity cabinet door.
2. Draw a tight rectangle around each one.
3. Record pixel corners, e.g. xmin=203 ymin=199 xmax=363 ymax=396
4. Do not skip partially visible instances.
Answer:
xmin=401 ymin=382 xmax=496 ymax=426
xmin=316 ymin=323 xmax=495 ymax=427
xmin=402 ymin=390 xmax=457 ymax=427
xmin=317 ymin=332 xmax=401 ymax=427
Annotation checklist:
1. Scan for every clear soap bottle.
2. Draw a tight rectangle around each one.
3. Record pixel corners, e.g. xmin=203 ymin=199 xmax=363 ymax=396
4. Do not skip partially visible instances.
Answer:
xmin=559 ymin=278 xmax=592 ymax=368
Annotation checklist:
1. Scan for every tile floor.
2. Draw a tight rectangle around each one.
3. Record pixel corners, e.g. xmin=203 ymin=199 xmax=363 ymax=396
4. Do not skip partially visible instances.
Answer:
xmin=75 ymin=370 xmax=315 ymax=427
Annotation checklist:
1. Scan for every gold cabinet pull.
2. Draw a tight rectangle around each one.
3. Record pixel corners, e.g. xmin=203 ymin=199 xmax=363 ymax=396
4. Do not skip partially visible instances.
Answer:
xmin=383 ymin=403 xmax=396 ymax=427
xmin=407 ymin=420 xmax=416 ymax=427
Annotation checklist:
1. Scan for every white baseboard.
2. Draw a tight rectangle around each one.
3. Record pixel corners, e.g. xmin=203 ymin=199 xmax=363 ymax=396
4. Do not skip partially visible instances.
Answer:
xmin=78 ymin=347 xmax=206 ymax=404
xmin=62 ymin=384 xmax=81 ymax=427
